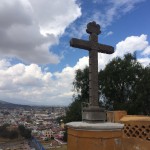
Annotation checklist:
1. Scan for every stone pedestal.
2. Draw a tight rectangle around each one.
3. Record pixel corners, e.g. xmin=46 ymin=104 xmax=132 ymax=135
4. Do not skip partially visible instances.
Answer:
xmin=82 ymin=106 xmax=106 ymax=122
xmin=66 ymin=122 xmax=124 ymax=150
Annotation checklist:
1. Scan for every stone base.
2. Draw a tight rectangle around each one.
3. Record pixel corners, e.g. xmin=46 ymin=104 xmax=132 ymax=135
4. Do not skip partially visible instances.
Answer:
xmin=66 ymin=122 xmax=124 ymax=150
xmin=82 ymin=106 xmax=106 ymax=122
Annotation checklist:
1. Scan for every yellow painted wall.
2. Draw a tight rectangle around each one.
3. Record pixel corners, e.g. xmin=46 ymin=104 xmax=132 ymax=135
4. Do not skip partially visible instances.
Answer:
xmin=107 ymin=111 xmax=127 ymax=123
xmin=67 ymin=127 xmax=123 ymax=150
xmin=122 ymin=137 xmax=150 ymax=150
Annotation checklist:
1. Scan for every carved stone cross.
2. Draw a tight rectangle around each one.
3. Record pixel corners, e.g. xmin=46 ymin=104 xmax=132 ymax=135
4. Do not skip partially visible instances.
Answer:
xmin=70 ymin=21 xmax=114 ymax=122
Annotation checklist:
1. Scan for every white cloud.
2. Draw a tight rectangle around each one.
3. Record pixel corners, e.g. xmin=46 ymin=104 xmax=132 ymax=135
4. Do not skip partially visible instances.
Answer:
xmin=92 ymin=0 xmax=104 ymax=4
xmin=0 ymin=0 xmax=81 ymax=64
xmin=74 ymin=56 xmax=89 ymax=70
xmin=0 ymin=59 xmax=11 ymax=69
xmin=115 ymin=34 xmax=148 ymax=57
xmin=0 ymin=56 xmax=89 ymax=105
xmin=0 ymin=60 xmax=73 ymax=105
xmin=106 ymin=31 xmax=113 ymax=37
xmin=0 ymin=56 xmax=85 ymax=105
xmin=29 ymin=0 xmax=81 ymax=36
xmin=96 ymin=34 xmax=149 ymax=70
xmin=138 ymin=58 xmax=150 ymax=67
xmin=142 ymin=46 xmax=150 ymax=56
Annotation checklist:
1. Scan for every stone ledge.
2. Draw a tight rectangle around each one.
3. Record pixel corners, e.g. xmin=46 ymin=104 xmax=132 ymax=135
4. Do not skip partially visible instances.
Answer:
xmin=120 ymin=115 xmax=150 ymax=122
xmin=66 ymin=122 xmax=124 ymax=131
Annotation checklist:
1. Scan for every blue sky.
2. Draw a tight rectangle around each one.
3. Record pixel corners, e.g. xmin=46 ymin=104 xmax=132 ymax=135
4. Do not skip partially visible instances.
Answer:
xmin=48 ymin=0 xmax=150 ymax=72
xmin=0 ymin=0 xmax=150 ymax=105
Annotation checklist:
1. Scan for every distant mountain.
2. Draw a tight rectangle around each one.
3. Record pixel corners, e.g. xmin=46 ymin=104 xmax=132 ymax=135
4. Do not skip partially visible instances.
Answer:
xmin=0 ymin=100 xmax=31 ymax=109
xmin=0 ymin=100 xmax=13 ymax=104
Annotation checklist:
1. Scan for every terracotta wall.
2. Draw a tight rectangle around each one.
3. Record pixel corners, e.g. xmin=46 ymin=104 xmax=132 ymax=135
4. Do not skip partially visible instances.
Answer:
xmin=67 ymin=127 xmax=123 ymax=150
xmin=122 ymin=137 xmax=150 ymax=150
xmin=107 ymin=111 xmax=127 ymax=123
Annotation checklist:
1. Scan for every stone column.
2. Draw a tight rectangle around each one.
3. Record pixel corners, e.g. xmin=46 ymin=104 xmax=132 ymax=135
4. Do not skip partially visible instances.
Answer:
xmin=89 ymin=33 xmax=99 ymax=107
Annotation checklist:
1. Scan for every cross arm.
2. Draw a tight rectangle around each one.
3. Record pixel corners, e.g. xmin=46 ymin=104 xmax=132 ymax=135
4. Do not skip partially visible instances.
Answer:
xmin=70 ymin=38 xmax=90 ymax=50
xmin=98 ymin=44 xmax=114 ymax=54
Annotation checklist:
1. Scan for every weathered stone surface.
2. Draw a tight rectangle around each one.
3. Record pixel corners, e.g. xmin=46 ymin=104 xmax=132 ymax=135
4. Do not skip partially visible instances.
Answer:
xmin=66 ymin=122 xmax=124 ymax=130
xmin=70 ymin=21 xmax=114 ymax=122
xmin=82 ymin=106 xmax=106 ymax=122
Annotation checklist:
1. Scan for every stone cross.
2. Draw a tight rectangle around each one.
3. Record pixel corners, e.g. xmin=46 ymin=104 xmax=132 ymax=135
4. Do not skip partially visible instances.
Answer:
xmin=70 ymin=21 xmax=114 ymax=122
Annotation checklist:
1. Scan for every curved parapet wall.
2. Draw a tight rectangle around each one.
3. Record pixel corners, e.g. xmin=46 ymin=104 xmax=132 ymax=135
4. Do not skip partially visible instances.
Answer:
xmin=66 ymin=122 xmax=124 ymax=150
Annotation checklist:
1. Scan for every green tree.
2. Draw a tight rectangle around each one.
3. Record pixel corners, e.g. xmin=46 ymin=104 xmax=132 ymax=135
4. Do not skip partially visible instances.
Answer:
xmin=99 ymin=53 xmax=149 ymax=114
xmin=131 ymin=65 xmax=150 ymax=115
xmin=65 ymin=97 xmax=82 ymax=123
xmin=73 ymin=66 xmax=89 ymax=101
xmin=64 ymin=67 xmax=89 ymax=123
xmin=18 ymin=125 xmax=31 ymax=139
xmin=18 ymin=125 xmax=25 ymax=132
xmin=0 ymin=124 xmax=18 ymax=139
xmin=9 ymin=130 xmax=18 ymax=139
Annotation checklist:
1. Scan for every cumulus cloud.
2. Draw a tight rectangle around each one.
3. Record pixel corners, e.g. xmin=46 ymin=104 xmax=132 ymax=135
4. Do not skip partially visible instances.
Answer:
xmin=115 ymin=34 xmax=148 ymax=57
xmin=142 ymin=46 xmax=150 ymax=56
xmin=138 ymin=58 xmax=150 ymax=67
xmin=0 ymin=56 xmax=88 ymax=105
xmin=0 ymin=59 xmax=72 ymax=105
xmin=0 ymin=0 xmax=81 ymax=64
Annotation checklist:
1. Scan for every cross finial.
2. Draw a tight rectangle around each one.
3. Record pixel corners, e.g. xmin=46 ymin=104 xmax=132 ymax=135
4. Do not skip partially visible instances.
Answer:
xmin=86 ymin=21 xmax=101 ymax=35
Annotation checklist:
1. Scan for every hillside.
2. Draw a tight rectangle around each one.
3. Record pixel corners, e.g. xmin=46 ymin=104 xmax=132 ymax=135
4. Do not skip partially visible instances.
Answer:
xmin=0 ymin=100 xmax=31 ymax=109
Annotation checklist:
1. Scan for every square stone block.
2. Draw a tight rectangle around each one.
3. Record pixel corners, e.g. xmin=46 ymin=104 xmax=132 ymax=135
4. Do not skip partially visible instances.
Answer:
xmin=82 ymin=106 xmax=106 ymax=122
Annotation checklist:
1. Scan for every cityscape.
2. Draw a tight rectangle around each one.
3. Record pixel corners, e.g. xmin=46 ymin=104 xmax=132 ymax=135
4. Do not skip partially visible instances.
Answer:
xmin=0 ymin=101 xmax=67 ymax=150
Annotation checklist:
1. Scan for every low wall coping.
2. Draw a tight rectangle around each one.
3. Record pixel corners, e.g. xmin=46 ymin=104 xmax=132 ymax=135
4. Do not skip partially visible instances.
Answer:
xmin=120 ymin=115 xmax=150 ymax=122
xmin=66 ymin=122 xmax=124 ymax=131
